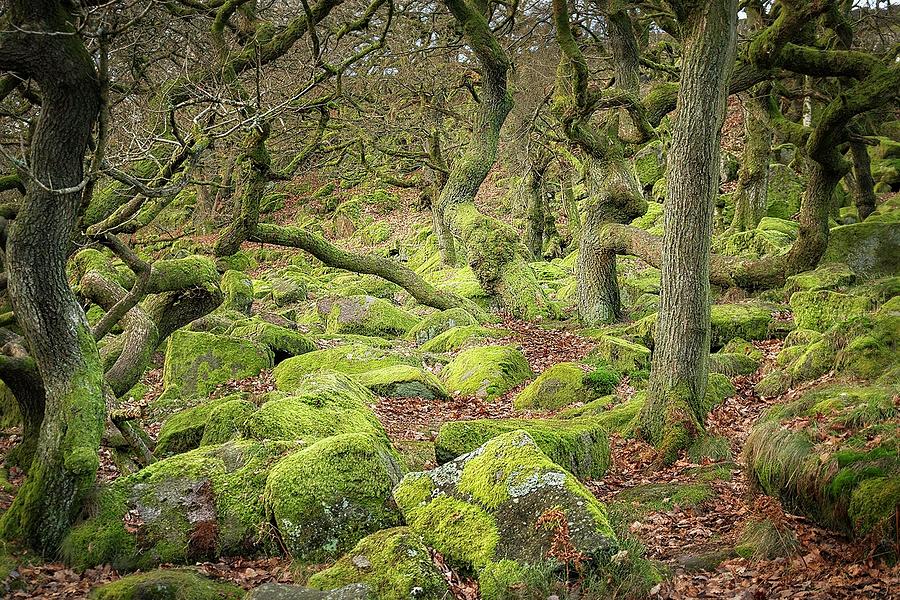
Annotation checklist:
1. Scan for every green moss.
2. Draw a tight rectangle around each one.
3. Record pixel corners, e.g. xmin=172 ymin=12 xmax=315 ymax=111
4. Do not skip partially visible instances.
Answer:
xmin=406 ymin=307 xmax=478 ymax=344
xmin=273 ymin=343 xmax=418 ymax=390
xmin=789 ymin=290 xmax=872 ymax=332
xmin=265 ymin=433 xmax=404 ymax=562
xmin=215 ymin=251 xmax=257 ymax=273
xmin=766 ymin=163 xmax=803 ymax=219
xmin=784 ymin=328 xmax=823 ymax=347
xmin=307 ymin=528 xmax=449 ymax=599
xmin=709 ymin=352 xmax=759 ymax=376
xmin=848 ymin=477 xmax=900 ymax=535
xmin=228 ymin=319 xmax=315 ymax=360
xmin=687 ymin=435 xmax=733 ymax=463
xmin=613 ymin=482 xmax=713 ymax=519
xmin=441 ymin=345 xmax=532 ymax=400
xmin=758 ymin=217 xmax=799 ymax=237
xmin=246 ymin=371 xmax=387 ymax=443
xmin=89 ymin=569 xmax=243 ymax=600
xmin=709 ymin=304 xmax=774 ymax=348
xmin=419 ymin=325 xmax=508 ymax=353
xmin=734 ymin=519 xmax=799 ymax=561
xmin=721 ymin=338 xmax=763 ymax=361
xmin=631 ymin=201 xmax=663 ymax=231
xmin=162 ymin=330 xmax=274 ymax=397
xmin=513 ymin=362 xmax=589 ymax=411
xmin=434 ymin=417 xmax=611 ymax=480
xmin=200 ymin=398 xmax=257 ymax=446
xmin=704 ymin=373 xmax=735 ymax=412
xmin=354 ymin=365 xmax=448 ymax=400
xmin=321 ymin=295 xmax=419 ymax=338
xmin=784 ymin=263 xmax=856 ymax=296
xmin=557 ymin=398 xmax=643 ymax=433
xmin=220 ymin=270 xmax=253 ymax=315
xmin=156 ymin=394 xmax=244 ymax=456
xmin=357 ymin=221 xmax=392 ymax=245
xmin=715 ymin=229 xmax=793 ymax=259
xmin=821 ymin=222 xmax=900 ymax=278
xmin=633 ymin=141 xmax=664 ymax=188
xmin=588 ymin=336 xmax=651 ymax=374
xmin=268 ymin=272 xmax=308 ymax=307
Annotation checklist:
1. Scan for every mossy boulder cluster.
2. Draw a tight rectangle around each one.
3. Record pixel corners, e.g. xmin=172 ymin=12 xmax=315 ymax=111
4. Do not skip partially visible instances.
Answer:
xmin=441 ymin=345 xmax=532 ymax=399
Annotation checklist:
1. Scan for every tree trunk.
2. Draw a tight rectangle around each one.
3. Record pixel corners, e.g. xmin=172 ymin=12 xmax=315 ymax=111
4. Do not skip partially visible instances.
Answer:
xmin=524 ymin=154 xmax=550 ymax=259
xmin=730 ymin=91 xmax=771 ymax=232
xmin=640 ymin=0 xmax=738 ymax=464
xmin=0 ymin=1 xmax=105 ymax=554
xmin=849 ymin=140 xmax=876 ymax=220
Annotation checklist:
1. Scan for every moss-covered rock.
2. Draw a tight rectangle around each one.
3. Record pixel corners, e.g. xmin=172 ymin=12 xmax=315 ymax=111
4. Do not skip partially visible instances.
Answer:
xmin=588 ymin=336 xmax=651 ymax=374
xmin=273 ymin=344 xmax=419 ymax=390
xmin=789 ymin=290 xmax=872 ymax=332
xmin=633 ymin=141 xmax=665 ymax=188
xmin=89 ymin=569 xmax=243 ymax=600
xmin=784 ymin=263 xmax=856 ymax=296
xmin=821 ymin=222 xmax=900 ymax=278
xmin=156 ymin=394 xmax=246 ymax=456
xmin=245 ymin=583 xmax=373 ymax=600
xmin=704 ymin=373 xmax=736 ymax=411
xmin=201 ymin=398 xmax=257 ymax=446
xmin=246 ymin=371 xmax=387 ymax=443
xmin=758 ymin=217 xmax=799 ymax=237
xmin=709 ymin=352 xmax=759 ymax=376
xmin=394 ymin=430 xmax=616 ymax=598
xmin=405 ymin=307 xmax=478 ymax=345
xmin=419 ymin=325 xmax=508 ymax=353
xmin=318 ymin=295 xmax=419 ymax=338
xmin=513 ymin=362 xmax=591 ymax=411
xmin=215 ymin=250 xmax=257 ymax=273
xmin=631 ymin=201 xmax=663 ymax=233
xmin=63 ymin=440 xmax=292 ymax=569
xmin=306 ymin=528 xmax=449 ymax=600
xmin=264 ymin=433 xmax=404 ymax=562
xmin=220 ymin=270 xmax=254 ymax=315
xmin=715 ymin=229 xmax=793 ymax=259
xmin=709 ymin=304 xmax=774 ymax=348
xmin=766 ymin=163 xmax=803 ymax=219
xmin=784 ymin=328 xmax=823 ymax=348
xmin=163 ymin=331 xmax=274 ymax=398
xmin=441 ymin=345 xmax=532 ymax=399
xmin=354 ymin=365 xmax=448 ymax=400
xmin=434 ymin=417 xmax=611 ymax=480
xmin=229 ymin=319 xmax=315 ymax=361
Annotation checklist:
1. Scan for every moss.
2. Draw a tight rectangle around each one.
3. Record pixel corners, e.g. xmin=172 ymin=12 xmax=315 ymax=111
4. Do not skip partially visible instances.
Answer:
xmin=787 ymin=339 xmax=836 ymax=382
xmin=306 ymin=528 xmax=449 ymax=599
xmin=406 ymin=307 xmax=478 ymax=345
xmin=265 ymin=433 xmax=404 ymax=562
xmin=321 ymin=295 xmax=420 ymax=338
xmin=687 ymin=435 xmax=733 ymax=463
xmin=273 ymin=343 xmax=418 ymax=390
xmin=789 ymin=290 xmax=872 ymax=332
xmin=715 ymin=229 xmax=793 ymax=259
xmin=201 ymin=398 xmax=257 ymax=446
xmin=354 ymin=365 xmax=449 ymax=400
xmin=734 ymin=519 xmax=799 ymax=561
xmin=228 ymin=319 xmax=315 ymax=360
xmin=784 ymin=328 xmax=823 ymax=347
xmin=848 ymin=476 xmax=900 ymax=536
xmin=357 ymin=221 xmax=391 ymax=245
xmin=613 ymin=482 xmax=713 ymax=520
xmin=513 ymin=362 xmax=590 ymax=411
xmin=89 ymin=569 xmax=243 ymax=600
xmin=784 ymin=263 xmax=856 ymax=296
xmin=758 ymin=216 xmax=799 ymax=237
xmin=215 ymin=251 xmax=257 ymax=273
xmin=245 ymin=371 xmax=387 ymax=443
xmin=419 ymin=325 xmax=508 ymax=353
xmin=434 ymin=417 xmax=611 ymax=480
xmin=721 ymin=338 xmax=763 ymax=361
xmin=709 ymin=304 xmax=774 ymax=348
xmin=220 ymin=270 xmax=254 ymax=315
xmin=423 ymin=267 xmax=489 ymax=302
xmin=709 ymin=352 xmax=759 ymax=376
xmin=162 ymin=330 xmax=274 ymax=397
xmin=393 ymin=440 xmax=437 ymax=472
xmin=703 ymin=373 xmax=735 ymax=412
xmin=156 ymin=394 xmax=245 ymax=456
xmin=587 ymin=336 xmax=651 ymax=374
xmin=269 ymin=275 xmax=308 ymax=307
xmin=766 ymin=163 xmax=803 ymax=219
xmin=631 ymin=200 xmax=663 ymax=231
xmin=557 ymin=398 xmax=643 ymax=433
xmin=821 ymin=222 xmax=900 ymax=278
xmin=441 ymin=345 xmax=532 ymax=400
xmin=632 ymin=141 xmax=665 ymax=188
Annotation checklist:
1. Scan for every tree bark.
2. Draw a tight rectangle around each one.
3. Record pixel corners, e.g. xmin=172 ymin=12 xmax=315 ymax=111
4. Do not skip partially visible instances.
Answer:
xmin=849 ymin=140 xmax=876 ymax=220
xmin=0 ymin=1 xmax=105 ymax=553
xmin=729 ymin=91 xmax=772 ymax=232
xmin=640 ymin=0 xmax=738 ymax=464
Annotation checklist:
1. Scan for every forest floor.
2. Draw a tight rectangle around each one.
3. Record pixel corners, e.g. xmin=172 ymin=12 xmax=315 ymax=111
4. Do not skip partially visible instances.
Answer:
xmin=4 ymin=315 xmax=898 ymax=599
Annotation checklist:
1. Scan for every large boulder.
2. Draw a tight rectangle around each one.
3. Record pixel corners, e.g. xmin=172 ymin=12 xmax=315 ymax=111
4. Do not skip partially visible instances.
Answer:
xmin=318 ymin=295 xmax=420 ymax=338
xmin=354 ymin=365 xmax=449 ymax=400
xmin=162 ymin=330 xmax=274 ymax=397
xmin=821 ymin=222 xmax=900 ymax=278
xmin=784 ymin=263 xmax=856 ymax=296
xmin=513 ymin=362 xmax=590 ymax=411
xmin=434 ymin=417 xmax=611 ymax=479
xmin=419 ymin=325 xmax=509 ymax=353
xmin=588 ymin=336 xmax=651 ymax=373
xmin=307 ymin=528 xmax=449 ymax=600
xmin=156 ymin=393 xmax=249 ymax=456
xmin=220 ymin=270 xmax=254 ymax=315
xmin=264 ymin=433 xmax=404 ymax=561
xmin=789 ymin=290 xmax=871 ymax=332
xmin=89 ymin=569 xmax=243 ymax=600
xmin=405 ymin=307 xmax=479 ymax=344
xmin=273 ymin=343 xmax=419 ymax=390
xmin=393 ymin=430 xmax=617 ymax=600
xmin=709 ymin=304 xmax=774 ymax=348
xmin=228 ymin=319 xmax=315 ymax=361
xmin=441 ymin=345 xmax=532 ymax=399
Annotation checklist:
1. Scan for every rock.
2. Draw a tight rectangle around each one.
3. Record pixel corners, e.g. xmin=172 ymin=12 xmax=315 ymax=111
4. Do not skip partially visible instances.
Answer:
xmin=393 ymin=431 xmax=617 ymax=598
xmin=715 ymin=229 xmax=792 ymax=259
xmin=766 ymin=163 xmax=803 ymax=219
xmin=705 ymin=373 xmax=736 ymax=410
xmin=419 ymin=325 xmax=509 ymax=353
xmin=513 ymin=362 xmax=591 ymax=411
xmin=229 ymin=319 xmax=315 ymax=361
xmin=220 ymin=270 xmax=254 ymax=315
xmin=405 ymin=307 xmax=478 ymax=344
xmin=709 ymin=304 xmax=774 ymax=348
xmin=758 ymin=217 xmax=799 ymax=238
xmin=354 ymin=365 xmax=449 ymax=400
xmin=821 ymin=222 xmax=900 ymax=278
xmin=784 ymin=263 xmax=856 ymax=296
xmin=270 ymin=274 xmax=308 ymax=307
xmin=306 ymin=528 xmax=449 ymax=600
xmin=162 ymin=330 xmax=274 ymax=397
xmin=633 ymin=141 xmax=665 ymax=188
xmin=245 ymin=371 xmax=387 ymax=443
xmin=434 ymin=417 xmax=611 ymax=479
xmin=789 ymin=290 xmax=872 ymax=332
xmin=89 ymin=569 xmax=243 ymax=600
xmin=784 ymin=328 xmax=823 ymax=347
xmin=588 ymin=336 xmax=651 ymax=374
xmin=156 ymin=394 xmax=247 ymax=456
xmin=264 ymin=433 xmax=403 ymax=561
xmin=709 ymin=352 xmax=758 ymax=376
xmin=215 ymin=251 xmax=257 ymax=273
xmin=318 ymin=295 xmax=420 ymax=338
xmin=441 ymin=345 xmax=532 ymax=400
xmin=63 ymin=441 xmax=292 ymax=569
xmin=273 ymin=343 xmax=419 ymax=390
xmin=246 ymin=583 xmax=373 ymax=600
xmin=201 ymin=398 xmax=258 ymax=446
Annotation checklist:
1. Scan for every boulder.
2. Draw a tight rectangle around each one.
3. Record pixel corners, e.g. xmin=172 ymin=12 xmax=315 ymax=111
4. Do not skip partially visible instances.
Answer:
xmin=246 ymin=583 xmax=373 ymax=600
xmin=318 ymin=295 xmax=419 ymax=338
xmin=306 ymin=528 xmax=449 ymax=600
xmin=633 ymin=141 xmax=665 ymax=188
xmin=513 ymin=362 xmax=590 ymax=411
xmin=162 ymin=330 xmax=273 ymax=397
xmin=273 ymin=344 xmax=419 ymax=390
xmin=441 ymin=345 xmax=532 ymax=399
xmin=434 ymin=417 xmax=611 ymax=479
xmin=270 ymin=274 xmax=308 ymax=307
xmin=89 ymin=569 xmax=243 ymax=600
xmin=709 ymin=304 xmax=774 ymax=348
xmin=419 ymin=325 xmax=508 ymax=353
xmin=264 ymin=433 xmax=404 ymax=562
xmin=784 ymin=263 xmax=856 ymax=296
xmin=393 ymin=430 xmax=616 ymax=599
xmin=156 ymin=394 xmax=248 ymax=456
xmin=405 ymin=307 xmax=478 ymax=344
xmin=588 ymin=336 xmax=651 ymax=374
xmin=201 ymin=398 xmax=258 ymax=446
xmin=766 ymin=164 xmax=803 ymax=219
xmin=821 ymin=222 xmax=900 ymax=278
xmin=229 ymin=319 xmax=315 ymax=361
xmin=790 ymin=290 xmax=871 ymax=332
xmin=354 ymin=365 xmax=449 ymax=400
xmin=220 ymin=270 xmax=254 ymax=315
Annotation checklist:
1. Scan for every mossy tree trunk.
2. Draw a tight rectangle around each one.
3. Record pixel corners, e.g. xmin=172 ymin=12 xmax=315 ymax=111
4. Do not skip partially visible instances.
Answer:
xmin=730 ymin=89 xmax=772 ymax=232
xmin=848 ymin=140 xmax=876 ymax=220
xmin=524 ymin=151 xmax=550 ymax=259
xmin=0 ymin=0 xmax=105 ymax=554
xmin=639 ymin=0 xmax=738 ymax=464
xmin=436 ymin=0 xmax=557 ymax=320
